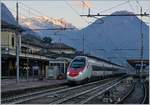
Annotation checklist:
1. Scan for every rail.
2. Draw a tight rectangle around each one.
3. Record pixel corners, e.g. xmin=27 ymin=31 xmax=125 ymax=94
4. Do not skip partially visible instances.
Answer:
xmin=115 ymin=81 xmax=136 ymax=104
xmin=141 ymin=82 xmax=147 ymax=104
xmin=3 ymin=77 xmax=117 ymax=104
xmin=115 ymin=80 xmax=147 ymax=104
xmin=50 ymin=75 xmax=127 ymax=104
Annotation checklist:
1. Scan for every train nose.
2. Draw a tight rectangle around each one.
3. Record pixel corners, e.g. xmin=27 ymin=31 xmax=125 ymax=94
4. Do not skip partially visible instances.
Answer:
xmin=67 ymin=67 xmax=84 ymax=77
xmin=68 ymin=71 xmax=79 ymax=77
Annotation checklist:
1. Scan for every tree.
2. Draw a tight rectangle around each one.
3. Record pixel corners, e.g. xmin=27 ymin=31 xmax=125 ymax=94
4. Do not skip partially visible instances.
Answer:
xmin=42 ymin=36 xmax=52 ymax=44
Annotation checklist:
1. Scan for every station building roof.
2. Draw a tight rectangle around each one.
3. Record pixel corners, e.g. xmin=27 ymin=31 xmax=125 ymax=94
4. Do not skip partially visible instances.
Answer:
xmin=127 ymin=59 xmax=149 ymax=69
xmin=45 ymin=43 xmax=76 ymax=50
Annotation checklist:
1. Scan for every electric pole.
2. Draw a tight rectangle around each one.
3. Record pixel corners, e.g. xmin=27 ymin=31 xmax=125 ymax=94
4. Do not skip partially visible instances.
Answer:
xmin=16 ymin=2 xmax=20 ymax=82
xmin=82 ymin=31 xmax=85 ymax=55
xmin=140 ymin=7 xmax=144 ymax=79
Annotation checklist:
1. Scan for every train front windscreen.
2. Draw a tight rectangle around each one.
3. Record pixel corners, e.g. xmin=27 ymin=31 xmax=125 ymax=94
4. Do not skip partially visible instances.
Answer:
xmin=70 ymin=58 xmax=86 ymax=69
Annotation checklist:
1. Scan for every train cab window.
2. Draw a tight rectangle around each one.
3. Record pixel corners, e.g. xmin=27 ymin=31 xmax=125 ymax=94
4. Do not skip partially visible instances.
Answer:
xmin=70 ymin=58 xmax=86 ymax=68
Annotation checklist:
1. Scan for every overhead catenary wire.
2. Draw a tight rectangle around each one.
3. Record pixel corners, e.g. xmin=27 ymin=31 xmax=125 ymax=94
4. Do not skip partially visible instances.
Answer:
xmin=19 ymin=2 xmax=49 ymax=18
xmin=84 ymin=2 xmax=132 ymax=60
xmin=65 ymin=1 xmax=129 ymax=64
xmin=127 ymin=0 xmax=136 ymax=12
xmin=19 ymin=2 xmax=74 ymax=29
xmin=86 ymin=4 xmax=130 ymax=64
xmin=81 ymin=1 xmax=149 ymax=65
xmin=80 ymin=2 xmax=149 ymax=62
xmin=99 ymin=0 xmax=130 ymax=13
xmin=65 ymin=1 xmax=126 ymax=63
xmin=135 ymin=0 xmax=142 ymax=8
xmin=10 ymin=1 xmax=148 ymax=65
xmin=17 ymin=2 xmax=77 ymax=44
xmin=65 ymin=1 xmax=107 ymax=52
xmin=19 ymin=1 xmax=148 ymax=64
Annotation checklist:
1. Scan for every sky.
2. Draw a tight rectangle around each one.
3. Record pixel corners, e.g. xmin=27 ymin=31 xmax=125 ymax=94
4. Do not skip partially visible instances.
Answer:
xmin=2 ymin=0 xmax=150 ymax=29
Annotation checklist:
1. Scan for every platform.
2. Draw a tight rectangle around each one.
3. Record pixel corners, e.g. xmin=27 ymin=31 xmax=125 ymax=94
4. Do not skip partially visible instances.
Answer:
xmin=1 ymin=79 xmax=67 ymax=98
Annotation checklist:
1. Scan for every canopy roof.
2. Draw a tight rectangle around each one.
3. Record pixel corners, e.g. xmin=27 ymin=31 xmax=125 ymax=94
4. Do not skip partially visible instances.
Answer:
xmin=127 ymin=59 xmax=149 ymax=69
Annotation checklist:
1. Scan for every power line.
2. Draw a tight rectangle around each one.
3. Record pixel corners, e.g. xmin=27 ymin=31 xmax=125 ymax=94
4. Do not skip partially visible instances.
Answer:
xmin=80 ymin=3 xmax=149 ymax=66
xmin=99 ymin=0 xmax=129 ymax=13
xmin=135 ymin=0 xmax=142 ymax=8
xmin=66 ymin=1 xmax=125 ymax=62
xmin=65 ymin=1 xmax=129 ymax=64
xmin=19 ymin=2 xmax=48 ymax=17
xmin=80 ymin=13 xmax=149 ymax=17
xmin=127 ymin=0 xmax=136 ymax=12
xmin=7 ymin=7 xmax=29 ymax=19
xmin=19 ymin=5 xmax=41 ymax=17
xmin=114 ymin=48 xmax=149 ymax=51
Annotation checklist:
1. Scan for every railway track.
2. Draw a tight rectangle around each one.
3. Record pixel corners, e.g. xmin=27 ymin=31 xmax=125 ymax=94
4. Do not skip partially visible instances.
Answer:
xmin=51 ymin=77 xmax=125 ymax=104
xmin=24 ymin=76 xmax=125 ymax=104
xmin=1 ymin=85 xmax=68 ymax=104
xmin=2 ymin=76 xmax=124 ymax=104
xmin=116 ymin=79 xmax=148 ymax=104
xmin=83 ymin=77 xmax=147 ymax=104
xmin=23 ymin=76 xmax=125 ymax=104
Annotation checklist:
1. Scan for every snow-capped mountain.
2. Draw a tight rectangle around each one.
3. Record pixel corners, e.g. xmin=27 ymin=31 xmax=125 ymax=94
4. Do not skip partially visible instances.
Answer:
xmin=20 ymin=16 xmax=77 ymax=37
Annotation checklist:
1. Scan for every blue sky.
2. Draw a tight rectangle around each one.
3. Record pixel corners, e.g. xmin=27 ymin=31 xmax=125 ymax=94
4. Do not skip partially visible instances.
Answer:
xmin=2 ymin=0 xmax=150 ymax=29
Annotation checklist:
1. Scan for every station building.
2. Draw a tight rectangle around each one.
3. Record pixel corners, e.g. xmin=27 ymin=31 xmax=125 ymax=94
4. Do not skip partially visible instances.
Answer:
xmin=2 ymin=33 xmax=76 ymax=79
xmin=1 ymin=28 xmax=76 ymax=79
xmin=1 ymin=3 xmax=76 ymax=79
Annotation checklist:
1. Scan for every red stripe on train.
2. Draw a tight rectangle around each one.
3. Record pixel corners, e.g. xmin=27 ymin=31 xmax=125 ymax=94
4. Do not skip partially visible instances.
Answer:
xmin=68 ymin=67 xmax=84 ymax=77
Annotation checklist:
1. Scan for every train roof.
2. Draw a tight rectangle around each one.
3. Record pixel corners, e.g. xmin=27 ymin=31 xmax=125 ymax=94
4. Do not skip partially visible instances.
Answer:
xmin=78 ymin=55 xmax=124 ymax=68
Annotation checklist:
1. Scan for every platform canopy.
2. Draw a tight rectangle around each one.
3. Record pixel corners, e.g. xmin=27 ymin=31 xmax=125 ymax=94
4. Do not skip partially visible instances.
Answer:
xmin=127 ymin=59 xmax=149 ymax=69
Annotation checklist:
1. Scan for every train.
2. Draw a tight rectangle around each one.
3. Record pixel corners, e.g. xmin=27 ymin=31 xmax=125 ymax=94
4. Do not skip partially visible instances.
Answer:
xmin=67 ymin=56 xmax=126 ymax=84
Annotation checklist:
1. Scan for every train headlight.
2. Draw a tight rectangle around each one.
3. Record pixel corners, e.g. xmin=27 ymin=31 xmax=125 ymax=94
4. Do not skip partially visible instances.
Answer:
xmin=79 ymin=72 xmax=83 ymax=75
xmin=67 ymin=72 xmax=69 ymax=75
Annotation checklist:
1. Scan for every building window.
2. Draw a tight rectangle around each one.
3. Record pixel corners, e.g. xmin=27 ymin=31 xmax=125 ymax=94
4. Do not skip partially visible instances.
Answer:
xmin=12 ymin=37 xmax=14 ymax=47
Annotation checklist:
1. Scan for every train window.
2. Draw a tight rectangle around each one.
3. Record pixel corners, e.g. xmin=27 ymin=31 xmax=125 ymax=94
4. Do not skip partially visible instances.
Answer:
xmin=92 ymin=66 xmax=102 ymax=71
xmin=70 ymin=58 xmax=86 ymax=68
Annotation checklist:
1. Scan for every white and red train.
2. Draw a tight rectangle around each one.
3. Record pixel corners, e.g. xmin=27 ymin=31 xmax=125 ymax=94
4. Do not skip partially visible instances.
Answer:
xmin=67 ymin=56 xmax=126 ymax=84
